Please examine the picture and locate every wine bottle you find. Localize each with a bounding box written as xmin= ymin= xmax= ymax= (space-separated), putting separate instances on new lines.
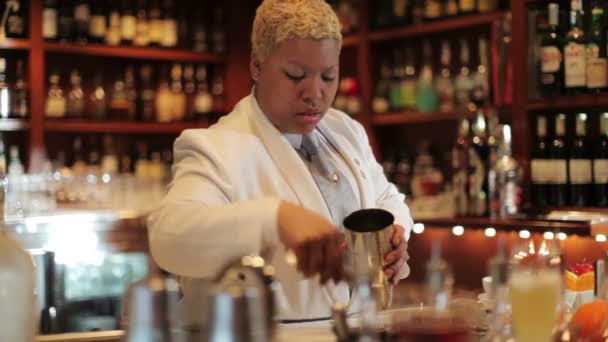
xmin=569 ymin=112 xmax=592 ymax=206
xmin=548 ymin=113 xmax=568 ymax=206
xmin=564 ymin=0 xmax=586 ymax=94
xmin=531 ymin=115 xmax=551 ymax=207
xmin=595 ymin=113 xmax=608 ymax=206
xmin=540 ymin=3 xmax=564 ymax=97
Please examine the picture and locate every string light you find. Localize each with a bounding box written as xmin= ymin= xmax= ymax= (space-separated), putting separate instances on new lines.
xmin=413 ymin=223 xmax=425 ymax=234
xmin=543 ymin=232 xmax=555 ymax=240
xmin=484 ymin=227 xmax=496 ymax=237
xmin=519 ymin=230 xmax=531 ymax=239
xmin=558 ymin=232 xmax=567 ymax=241
xmin=452 ymin=225 xmax=464 ymax=236
xmin=596 ymin=234 xmax=607 ymax=242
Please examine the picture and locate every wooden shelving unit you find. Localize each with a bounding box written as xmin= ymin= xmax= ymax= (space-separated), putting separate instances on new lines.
xmin=43 ymin=121 xmax=209 ymax=134
xmin=43 ymin=42 xmax=224 ymax=63
xmin=371 ymin=111 xmax=466 ymax=126
xmin=0 ymin=38 xmax=30 ymax=50
xmin=528 ymin=95 xmax=608 ymax=111
xmin=0 ymin=119 xmax=30 ymax=131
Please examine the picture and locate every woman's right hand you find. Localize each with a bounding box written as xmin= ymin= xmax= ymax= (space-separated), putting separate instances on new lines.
xmin=277 ymin=201 xmax=346 ymax=284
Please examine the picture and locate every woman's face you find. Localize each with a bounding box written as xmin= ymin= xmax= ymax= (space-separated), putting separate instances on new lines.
xmin=252 ymin=38 xmax=340 ymax=134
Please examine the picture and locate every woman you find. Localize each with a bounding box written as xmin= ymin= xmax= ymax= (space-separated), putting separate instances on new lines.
xmin=148 ymin=0 xmax=413 ymax=320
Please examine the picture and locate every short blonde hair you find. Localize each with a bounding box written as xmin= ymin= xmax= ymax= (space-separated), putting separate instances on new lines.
xmin=251 ymin=0 xmax=342 ymax=63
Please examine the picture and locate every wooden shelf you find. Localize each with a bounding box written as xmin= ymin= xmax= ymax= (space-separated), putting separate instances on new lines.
xmin=417 ymin=216 xmax=594 ymax=236
xmin=0 ymin=39 xmax=30 ymax=50
xmin=342 ymin=35 xmax=360 ymax=48
xmin=369 ymin=12 xmax=504 ymax=42
xmin=43 ymin=120 xmax=209 ymax=134
xmin=528 ymin=95 xmax=608 ymax=111
xmin=43 ymin=43 xmax=224 ymax=63
xmin=371 ymin=111 xmax=466 ymax=126
xmin=0 ymin=118 xmax=29 ymax=131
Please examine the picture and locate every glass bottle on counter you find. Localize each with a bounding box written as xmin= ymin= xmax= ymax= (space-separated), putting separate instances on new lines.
xmin=156 ymin=66 xmax=173 ymax=122
xmin=66 ymin=69 xmax=85 ymax=118
xmin=73 ymin=0 xmax=91 ymax=43
xmin=455 ymin=38 xmax=474 ymax=112
xmin=586 ymin=0 xmax=607 ymax=93
xmin=531 ymin=115 xmax=551 ymax=207
xmin=549 ymin=113 xmax=569 ymax=207
xmin=58 ymin=0 xmax=74 ymax=42
xmin=43 ymin=0 xmax=59 ymax=41
xmin=89 ymin=72 xmax=107 ymax=121
xmin=89 ymin=0 xmax=107 ymax=44
xmin=569 ymin=112 xmax=592 ymax=206
xmin=194 ymin=64 xmax=213 ymax=118
xmin=102 ymin=134 xmax=119 ymax=175
xmin=12 ymin=59 xmax=29 ymax=119
xmin=72 ymin=136 xmax=87 ymax=175
xmin=120 ymin=0 xmax=137 ymax=45
xmin=595 ymin=113 xmax=608 ymax=207
xmin=564 ymin=0 xmax=586 ymax=94
xmin=469 ymin=111 xmax=489 ymax=217
xmin=436 ymin=40 xmax=455 ymax=113
xmin=45 ymin=70 xmax=66 ymax=119
xmin=416 ymin=40 xmax=438 ymax=112
xmin=139 ymin=65 xmax=156 ymax=122
xmin=0 ymin=134 xmax=6 ymax=174
xmin=452 ymin=118 xmax=470 ymax=216
xmin=540 ymin=3 xmax=564 ymax=97
xmin=488 ymin=125 xmax=521 ymax=217
xmin=0 ymin=58 xmax=10 ymax=119
xmin=134 ymin=0 xmax=149 ymax=47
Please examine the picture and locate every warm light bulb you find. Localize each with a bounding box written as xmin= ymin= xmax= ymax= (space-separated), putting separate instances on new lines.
xmin=519 ymin=230 xmax=531 ymax=239
xmin=543 ymin=232 xmax=555 ymax=240
xmin=558 ymin=233 xmax=567 ymax=241
xmin=484 ymin=227 xmax=496 ymax=237
xmin=452 ymin=225 xmax=464 ymax=236
xmin=596 ymin=234 xmax=607 ymax=242
xmin=413 ymin=223 xmax=425 ymax=234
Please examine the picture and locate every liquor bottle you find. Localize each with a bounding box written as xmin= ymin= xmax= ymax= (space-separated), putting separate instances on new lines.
xmin=335 ymin=0 xmax=357 ymax=34
xmin=531 ymin=115 xmax=551 ymax=207
xmin=436 ymin=40 xmax=455 ymax=113
xmin=192 ymin=8 xmax=208 ymax=52
xmin=66 ymin=69 xmax=84 ymax=118
xmin=105 ymin=0 xmax=121 ymax=46
xmin=469 ymin=110 xmax=489 ymax=216
xmin=595 ymin=113 xmax=608 ymax=206
xmin=564 ymin=0 xmax=586 ymax=94
xmin=569 ymin=113 xmax=592 ymax=206
xmin=193 ymin=64 xmax=213 ymax=118
xmin=183 ymin=64 xmax=196 ymax=120
xmin=477 ymin=0 xmax=499 ymax=13
xmin=211 ymin=66 xmax=225 ymax=110
xmin=0 ymin=59 xmax=10 ymax=119
xmin=488 ymin=125 xmax=521 ymax=217
xmin=160 ymin=0 xmax=177 ymax=48
xmin=6 ymin=0 xmax=26 ymax=38
xmin=540 ymin=3 xmax=564 ymax=97
xmin=210 ymin=8 xmax=226 ymax=54
xmin=89 ymin=0 xmax=107 ymax=44
xmin=43 ymin=0 xmax=59 ymax=41
xmin=12 ymin=60 xmax=26 ymax=119
xmin=109 ymin=70 xmax=129 ymax=119
xmin=416 ymin=41 xmax=438 ymax=112
xmin=391 ymin=0 xmax=409 ymax=27
xmin=471 ymin=37 xmax=490 ymax=106
xmin=72 ymin=136 xmax=87 ymax=174
xmin=120 ymin=0 xmax=137 ymax=45
xmin=147 ymin=0 xmax=162 ymax=46
xmin=402 ymin=48 xmax=417 ymax=110
xmin=424 ymin=0 xmax=442 ymax=21
xmin=586 ymin=0 xmax=607 ymax=93
xmin=124 ymin=66 xmax=137 ymax=120
xmin=393 ymin=149 xmax=412 ymax=197
xmin=134 ymin=0 xmax=149 ymax=47
xmin=58 ymin=0 xmax=73 ymax=42
xmin=389 ymin=50 xmax=405 ymax=111
xmin=101 ymin=135 xmax=119 ymax=174
xmin=45 ymin=71 xmax=66 ymax=119
xmin=170 ymin=63 xmax=186 ymax=121
xmin=374 ymin=0 xmax=392 ymax=29
xmin=156 ymin=66 xmax=173 ymax=122
xmin=89 ymin=72 xmax=107 ymax=121
xmin=444 ymin=0 xmax=459 ymax=17
xmin=453 ymin=118 xmax=470 ymax=216
xmin=134 ymin=141 xmax=150 ymax=179
xmin=73 ymin=0 xmax=91 ymax=43
xmin=411 ymin=0 xmax=425 ymax=25
xmin=372 ymin=58 xmax=391 ymax=114
xmin=138 ymin=65 xmax=155 ymax=121
xmin=459 ymin=0 xmax=476 ymax=14
xmin=455 ymin=39 xmax=474 ymax=112
xmin=548 ymin=113 xmax=568 ymax=206
xmin=176 ymin=8 xmax=188 ymax=49
xmin=0 ymin=134 xmax=5 ymax=175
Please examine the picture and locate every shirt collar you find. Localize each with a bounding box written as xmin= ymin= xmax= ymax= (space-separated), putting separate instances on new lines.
xmin=284 ymin=133 xmax=303 ymax=150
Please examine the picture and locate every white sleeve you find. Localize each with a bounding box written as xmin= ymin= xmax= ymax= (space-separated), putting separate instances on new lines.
xmin=147 ymin=131 xmax=281 ymax=279
xmin=354 ymin=122 xmax=414 ymax=279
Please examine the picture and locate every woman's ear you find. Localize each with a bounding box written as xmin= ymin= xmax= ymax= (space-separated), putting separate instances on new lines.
xmin=250 ymin=53 xmax=261 ymax=81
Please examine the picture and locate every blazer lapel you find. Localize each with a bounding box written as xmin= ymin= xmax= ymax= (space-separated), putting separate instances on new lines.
xmin=245 ymin=95 xmax=332 ymax=219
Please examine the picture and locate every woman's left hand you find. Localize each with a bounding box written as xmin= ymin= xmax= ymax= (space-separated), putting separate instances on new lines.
xmin=383 ymin=224 xmax=409 ymax=285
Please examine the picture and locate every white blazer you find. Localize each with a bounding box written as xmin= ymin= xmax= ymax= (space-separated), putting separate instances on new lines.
xmin=148 ymin=93 xmax=413 ymax=320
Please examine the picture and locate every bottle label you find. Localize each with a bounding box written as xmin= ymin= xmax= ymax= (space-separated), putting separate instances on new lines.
xmin=595 ymin=159 xmax=608 ymax=183
xmin=42 ymin=9 xmax=58 ymax=38
xmin=195 ymin=93 xmax=213 ymax=114
xmin=531 ymin=159 xmax=552 ymax=183
xmin=45 ymin=98 xmax=66 ymax=118
xmin=546 ymin=159 xmax=568 ymax=184
xmin=121 ymin=16 xmax=137 ymax=40
xmin=587 ymin=58 xmax=608 ymax=88
xmin=89 ymin=15 xmax=107 ymax=37
xmin=460 ymin=0 xmax=475 ymax=11
xmin=569 ymin=159 xmax=592 ymax=184
xmin=74 ymin=4 xmax=90 ymax=22
xmin=7 ymin=15 xmax=24 ymax=35
xmin=565 ymin=43 xmax=587 ymax=87
xmin=541 ymin=46 xmax=562 ymax=72
xmin=160 ymin=20 xmax=178 ymax=47
xmin=425 ymin=1 xmax=442 ymax=18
